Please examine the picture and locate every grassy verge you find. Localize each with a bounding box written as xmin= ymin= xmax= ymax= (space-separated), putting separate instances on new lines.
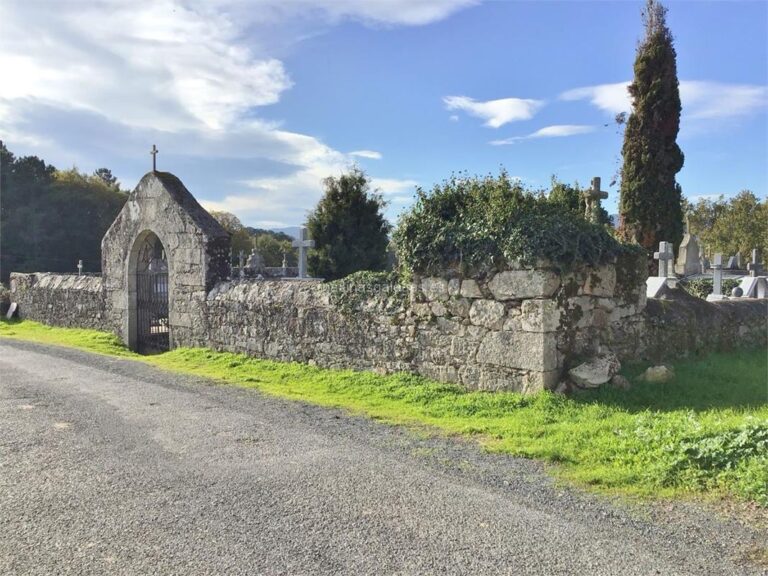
xmin=2 ymin=319 xmax=766 ymax=505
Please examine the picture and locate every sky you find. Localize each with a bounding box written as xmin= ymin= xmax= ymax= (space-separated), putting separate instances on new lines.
xmin=0 ymin=0 xmax=766 ymax=229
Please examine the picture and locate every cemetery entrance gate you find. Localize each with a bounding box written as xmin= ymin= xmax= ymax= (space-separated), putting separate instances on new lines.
xmin=134 ymin=232 xmax=169 ymax=353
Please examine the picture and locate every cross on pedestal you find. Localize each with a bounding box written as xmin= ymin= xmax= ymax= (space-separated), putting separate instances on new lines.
xmin=747 ymin=248 xmax=764 ymax=278
xmin=77 ymin=259 xmax=83 ymax=276
xmin=281 ymin=250 xmax=288 ymax=274
xmin=292 ymin=227 xmax=315 ymax=279
xmin=582 ymin=177 xmax=608 ymax=223
xmin=711 ymin=253 xmax=723 ymax=297
xmin=238 ymin=250 xmax=245 ymax=279
xmin=150 ymin=144 xmax=158 ymax=171
xmin=653 ymin=241 xmax=674 ymax=277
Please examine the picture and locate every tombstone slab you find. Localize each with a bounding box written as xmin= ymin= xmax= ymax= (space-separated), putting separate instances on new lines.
xmin=674 ymin=233 xmax=700 ymax=277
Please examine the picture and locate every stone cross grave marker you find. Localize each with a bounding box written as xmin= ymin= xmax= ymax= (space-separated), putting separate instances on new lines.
xmin=292 ymin=227 xmax=315 ymax=279
xmin=150 ymin=144 xmax=158 ymax=171
xmin=281 ymin=250 xmax=288 ymax=275
xmin=706 ymin=253 xmax=724 ymax=301
xmin=582 ymin=177 xmax=608 ymax=223
xmin=653 ymin=241 xmax=674 ymax=277
xmin=238 ymin=250 xmax=245 ymax=278
xmin=747 ymin=249 xmax=764 ymax=278
xmin=77 ymin=259 xmax=83 ymax=276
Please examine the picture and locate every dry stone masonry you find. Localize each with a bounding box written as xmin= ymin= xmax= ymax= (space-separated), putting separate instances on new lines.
xmin=8 ymin=171 xmax=767 ymax=392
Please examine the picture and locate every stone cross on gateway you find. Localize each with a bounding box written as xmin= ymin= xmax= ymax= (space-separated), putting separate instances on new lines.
xmin=292 ymin=227 xmax=315 ymax=279
xmin=653 ymin=241 xmax=674 ymax=277
xmin=583 ymin=177 xmax=608 ymax=223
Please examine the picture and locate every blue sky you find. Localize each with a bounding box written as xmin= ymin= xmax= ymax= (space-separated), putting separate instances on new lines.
xmin=0 ymin=0 xmax=765 ymax=229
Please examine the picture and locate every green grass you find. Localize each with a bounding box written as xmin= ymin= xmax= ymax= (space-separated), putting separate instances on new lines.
xmin=2 ymin=318 xmax=767 ymax=505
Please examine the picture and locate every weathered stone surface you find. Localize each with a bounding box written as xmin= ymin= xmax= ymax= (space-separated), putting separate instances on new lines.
xmin=421 ymin=277 xmax=448 ymax=301
xmin=609 ymin=374 xmax=631 ymax=390
xmin=476 ymin=330 xmax=557 ymax=372
xmin=488 ymin=270 xmax=560 ymax=300
xmin=469 ymin=299 xmax=506 ymax=329
xmin=520 ymin=299 xmax=561 ymax=332
xmin=642 ymin=365 xmax=674 ymax=383
xmin=568 ymin=353 xmax=621 ymax=388
xmin=447 ymin=278 xmax=461 ymax=297
xmin=583 ymin=265 xmax=616 ymax=297
xmin=460 ymin=279 xmax=483 ymax=299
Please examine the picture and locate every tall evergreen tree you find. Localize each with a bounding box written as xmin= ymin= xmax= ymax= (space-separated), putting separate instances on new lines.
xmin=307 ymin=168 xmax=390 ymax=280
xmin=618 ymin=0 xmax=684 ymax=252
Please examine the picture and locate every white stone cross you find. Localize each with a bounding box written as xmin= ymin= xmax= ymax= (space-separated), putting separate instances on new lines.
xmin=653 ymin=241 xmax=674 ymax=277
xmin=292 ymin=227 xmax=315 ymax=279
xmin=77 ymin=259 xmax=83 ymax=276
xmin=583 ymin=177 xmax=608 ymax=223
xmin=711 ymin=253 xmax=723 ymax=297
xmin=747 ymin=248 xmax=764 ymax=278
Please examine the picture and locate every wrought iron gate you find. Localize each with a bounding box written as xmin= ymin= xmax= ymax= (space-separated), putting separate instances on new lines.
xmin=136 ymin=269 xmax=169 ymax=354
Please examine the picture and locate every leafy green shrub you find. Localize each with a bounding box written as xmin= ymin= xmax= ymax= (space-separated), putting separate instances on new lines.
xmin=680 ymin=278 xmax=740 ymax=299
xmin=393 ymin=171 xmax=639 ymax=276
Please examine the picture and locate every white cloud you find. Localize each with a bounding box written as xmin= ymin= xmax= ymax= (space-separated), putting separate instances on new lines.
xmin=261 ymin=0 xmax=477 ymax=27
xmin=560 ymin=80 xmax=768 ymax=120
xmin=490 ymin=124 xmax=595 ymax=145
xmin=349 ymin=150 xmax=383 ymax=159
xmin=0 ymin=0 xmax=475 ymax=227
xmin=560 ymin=82 xmax=630 ymax=116
xmin=443 ymin=95 xmax=544 ymax=128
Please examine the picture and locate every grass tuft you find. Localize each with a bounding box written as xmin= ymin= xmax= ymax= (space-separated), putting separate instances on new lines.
xmin=2 ymin=318 xmax=766 ymax=505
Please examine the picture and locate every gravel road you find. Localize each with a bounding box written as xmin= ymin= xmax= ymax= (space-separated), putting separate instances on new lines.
xmin=0 ymin=339 xmax=765 ymax=575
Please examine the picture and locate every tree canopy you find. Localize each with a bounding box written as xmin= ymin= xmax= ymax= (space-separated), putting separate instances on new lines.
xmin=685 ymin=192 xmax=768 ymax=259
xmin=307 ymin=168 xmax=391 ymax=280
xmin=0 ymin=141 xmax=127 ymax=282
xmin=618 ymin=0 xmax=684 ymax=252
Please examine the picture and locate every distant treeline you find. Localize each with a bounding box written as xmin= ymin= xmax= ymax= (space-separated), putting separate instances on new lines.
xmin=0 ymin=141 xmax=127 ymax=282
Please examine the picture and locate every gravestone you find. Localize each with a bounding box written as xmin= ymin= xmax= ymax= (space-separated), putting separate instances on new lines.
xmin=674 ymin=231 xmax=700 ymax=277
xmin=246 ymin=248 xmax=264 ymax=271
xmin=582 ymin=177 xmax=608 ymax=224
xmin=647 ymin=240 xmax=674 ymax=298
xmin=706 ymin=254 xmax=726 ymax=301
xmin=747 ymin=249 xmax=764 ymax=278
xmin=292 ymin=227 xmax=315 ymax=279
xmin=653 ymin=241 xmax=674 ymax=277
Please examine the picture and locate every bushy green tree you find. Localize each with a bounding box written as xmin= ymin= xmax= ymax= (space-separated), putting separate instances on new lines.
xmin=1 ymin=141 xmax=126 ymax=281
xmin=618 ymin=0 xmax=684 ymax=251
xmin=307 ymin=168 xmax=390 ymax=280
xmin=253 ymin=233 xmax=296 ymax=267
xmin=548 ymin=177 xmax=611 ymax=227
xmin=394 ymin=170 xmax=633 ymax=276
xmin=209 ymin=210 xmax=253 ymax=257
xmin=686 ymin=192 xmax=768 ymax=259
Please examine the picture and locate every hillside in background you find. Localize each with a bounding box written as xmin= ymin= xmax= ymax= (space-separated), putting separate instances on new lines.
xmin=0 ymin=142 xmax=127 ymax=282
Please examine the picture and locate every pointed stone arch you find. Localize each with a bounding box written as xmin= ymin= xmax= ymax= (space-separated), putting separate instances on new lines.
xmin=102 ymin=171 xmax=230 ymax=351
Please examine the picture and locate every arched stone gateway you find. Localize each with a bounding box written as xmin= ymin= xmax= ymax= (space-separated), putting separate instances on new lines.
xmin=131 ymin=231 xmax=169 ymax=353
xmin=101 ymin=171 xmax=230 ymax=353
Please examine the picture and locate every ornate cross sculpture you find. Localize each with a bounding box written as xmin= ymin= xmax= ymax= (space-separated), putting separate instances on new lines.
xmin=583 ymin=177 xmax=608 ymax=223
xmin=150 ymin=144 xmax=159 ymax=171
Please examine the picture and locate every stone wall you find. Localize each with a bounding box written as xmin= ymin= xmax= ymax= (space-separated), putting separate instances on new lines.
xmin=8 ymin=254 xmax=766 ymax=392
xmin=9 ymin=273 xmax=110 ymax=331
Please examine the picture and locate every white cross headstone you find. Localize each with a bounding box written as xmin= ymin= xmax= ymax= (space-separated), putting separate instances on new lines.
xmin=77 ymin=259 xmax=83 ymax=276
xmin=706 ymin=253 xmax=725 ymax=301
xmin=653 ymin=241 xmax=674 ymax=277
xmin=281 ymin=250 xmax=288 ymax=276
xmin=292 ymin=227 xmax=315 ymax=279
xmin=747 ymin=249 xmax=764 ymax=278
xmin=582 ymin=177 xmax=608 ymax=223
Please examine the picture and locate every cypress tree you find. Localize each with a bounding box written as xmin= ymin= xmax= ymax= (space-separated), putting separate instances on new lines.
xmin=618 ymin=0 xmax=684 ymax=252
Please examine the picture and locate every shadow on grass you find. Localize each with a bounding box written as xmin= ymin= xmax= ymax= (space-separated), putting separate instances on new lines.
xmin=573 ymin=349 xmax=768 ymax=413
